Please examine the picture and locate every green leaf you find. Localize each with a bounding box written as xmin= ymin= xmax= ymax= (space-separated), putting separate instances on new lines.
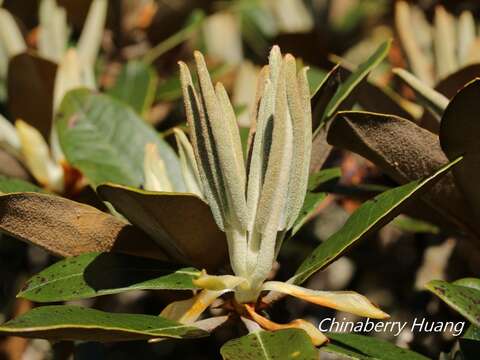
xmin=0 ymin=192 xmax=165 ymax=259
xmin=453 ymin=278 xmax=480 ymax=291
xmin=306 ymin=66 xmax=327 ymax=97
xmin=0 ymin=305 xmax=207 ymax=341
xmin=0 ymin=176 xmax=44 ymax=193
xmin=108 ymin=61 xmax=158 ymax=116
xmin=322 ymin=40 xmax=391 ymax=122
xmin=291 ymin=156 xmax=462 ymax=285
xmin=56 ymin=89 xmax=184 ymax=190
xmin=308 ymin=167 xmax=341 ymax=192
xmin=393 ymin=68 xmax=448 ymax=119
xmin=325 ymin=333 xmax=429 ymax=360
xmin=440 ymin=79 xmax=480 ymax=226
xmin=220 ymin=329 xmax=318 ymax=360
xmin=426 ymin=280 xmax=480 ymax=326
xmin=97 ymin=183 xmax=227 ymax=271
xmin=392 ymin=215 xmax=439 ymax=234
xmin=18 ymin=252 xmax=199 ymax=302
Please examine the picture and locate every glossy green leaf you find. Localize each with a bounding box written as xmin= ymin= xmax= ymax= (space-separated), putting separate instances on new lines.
xmin=0 ymin=176 xmax=44 ymax=193
xmin=108 ymin=61 xmax=158 ymax=116
xmin=453 ymin=278 xmax=480 ymax=291
xmin=325 ymin=333 xmax=428 ymax=360
xmin=306 ymin=66 xmax=327 ymax=97
xmin=0 ymin=305 xmax=207 ymax=341
xmin=97 ymin=183 xmax=227 ymax=271
xmin=426 ymin=280 xmax=480 ymax=326
xmin=56 ymin=89 xmax=184 ymax=189
xmin=307 ymin=167 xmax=341 ymax=192
xmin=18 ymin=252 xmax=199 ymax=302
xmin=291 ymin=157 xmax=461 ymax=285
xmin=220 ymin=329 xmax=317 ymax=360
xmin=440 ymin=79 xmax=480 ymax=225
xmin=322 ymin=40 xmax=391 ymax=122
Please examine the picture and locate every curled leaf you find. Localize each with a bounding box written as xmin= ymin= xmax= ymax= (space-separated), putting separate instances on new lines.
xmin=262 ymin=282 xmax=389 ymax=319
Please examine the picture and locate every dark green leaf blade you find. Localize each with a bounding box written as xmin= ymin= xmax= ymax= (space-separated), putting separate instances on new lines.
xmin=426 ymin=280 xmax=480 ymax=327
xmin=325 ymin=333 xmax=429 ymax=360
xmin=18 ymin=252 xmax=199 ymax=302
xmin=108 ymin=61 xmax=158 ymax=116
xmin=322 ymin=40 xmax=391 ymax=122
xmin=0 ymin=305 xmax=207 ymax=341
xmin=56 ymin=89 xmax=184 ymax=190
xmin=220 ymin=329 xmax=317 ymax=360
xmin=291 ymin=157 xmax=462 ymax=285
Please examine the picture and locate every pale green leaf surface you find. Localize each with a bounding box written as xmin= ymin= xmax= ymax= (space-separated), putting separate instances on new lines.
xmin=322 ymin=40 xmax=391 ymax=121
xmin=56 ymin=89 xmax=184 ymax=189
